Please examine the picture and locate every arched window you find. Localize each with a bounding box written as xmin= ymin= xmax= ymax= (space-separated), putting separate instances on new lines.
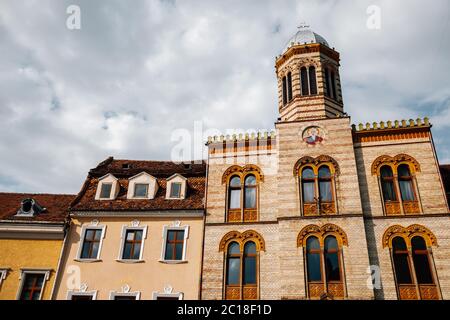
xmin=244 ymin=175 xmax=256 ymax=209
xmin=302 ymin=167 xmax=315 ymax=204
xmin=392 ymin=237 xmax=413 ymax=285
xmin=243 ymin=242 xmax=257 ymax=285
xmin=318 ymin=166 xmax=332 ymax=202
xmin=324 ymin=236 xmax=341 ymax=282
xmin=228 ymin=176 xmax=241 ymax=214
xmin=383 ymin=225 xmax=439 ymax=300
xmin=299 ymin=164 xmax=336 ymax=216
xmin=411 ymin=236 xmax=433 ymax=285
xmin=380 ymin=166 xmax=397 ymax=201
xmin=282 ymin=76 xmax=287 ymax=106
xmin=221 ymin=233 xmax=263 ymax=300
xmin=306 ymin=236 xmax=322 ymax=282
xmin=224 ymin=166 xmax=262 ymax=222
xmin=398 ymin=164 xmax=415 ymax=201
xmin=324 ymin=68 xmax=331 ymax=97
xmin=309 ymin=66 xmax=317 ymax=95
xmin=287 ymin=72 xmax=293 ymax=102
xmin=300 ymin=67 xmax=309 ymax=95
xmin=373 ymin=155 xmax=421 ymax=215
xmin=226 ymin=242 xmax=241 ymax=286
xmin=298 ymin=224 xmax=347 ymax=299
xmin=330 ymin=71 xmax=337 ymax=100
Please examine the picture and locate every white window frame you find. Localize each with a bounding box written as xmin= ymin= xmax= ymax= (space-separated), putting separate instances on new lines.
xmin=75 ymin=220 xmax=107 ymax=262
xmin=127 ymin=172 xmax=158 ymax=200
xmin=0 ymin=268 xmax=9 ymax=288
xmin=95 ymin=173 xmax=119 ymax=200
xmin=67 ymin=286 xmax=97 ymax=300
xmin=152 ymin=286 xmax=183 ymax=300
xmin=109 ymin=285 xmax=140 ymax=300
xmin=16 ymin=269 xmax=51 ymax=300
xmin=165 ymin=174 xmax=187 ymax=200
xmin=159 ymin=222 xmax=189 ymax=264
xmin=117 ymin=221 xmax=147 ymax=263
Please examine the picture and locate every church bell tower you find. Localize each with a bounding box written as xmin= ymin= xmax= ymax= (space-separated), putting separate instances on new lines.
xmin=276 ymin=24 xmax=344 ymax=122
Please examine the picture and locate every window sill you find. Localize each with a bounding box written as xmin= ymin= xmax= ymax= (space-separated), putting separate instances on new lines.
xmin=74 ymin=259 xmax=102 ymax=263
xmin=158 ymin=260 xmax=188 ymax=264
xmin=115 ymin=259 xmax=145 ymax=264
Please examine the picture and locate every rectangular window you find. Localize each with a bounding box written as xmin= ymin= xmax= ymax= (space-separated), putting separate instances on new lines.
xmin=71 ymin=295 xmax=93 ymax=301
xmin=156 ymin=296 xmax=180 ymax=300
xmin=19 ymin=273 xmax=45 ymax=300
xmin=80 ymin=229 xmax=102 ymax=259
xmin=229 ymin=189 xmax=241 ymax=209
xmin=113 ymin=295 xmax=138 ymax=300
xmin=170 ymin=183 xmax=182 ymax=198
xmin=133 ymin=183 xmax=149 ymax=198
xmin=164 ymin=230 xmax=185 ymax=260
xmin=100 ymin=183 xmax=112 ymax=199
xmin=122 ymin=230 xmax=143 ymax=260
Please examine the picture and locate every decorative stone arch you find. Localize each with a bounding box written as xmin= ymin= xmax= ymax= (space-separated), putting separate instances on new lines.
xmin=382 ymin=224 xmax=438 ymax=248
xmin=371 ymin=154 xmax=421 ymax=176
xmin=219 ymin=230 xmax=266 ymax=252
xmin=222 ymin=164 xmax=264 ymax=184
xmin=278 ymin=65 xmax=295 ymax=78
xmin=295 ymin=58 xmax=320 ymax=69
xmin=293 ymin=155 xmax=340 ymax=176
xmin=297 ymin=223 xmax=348 ymax=247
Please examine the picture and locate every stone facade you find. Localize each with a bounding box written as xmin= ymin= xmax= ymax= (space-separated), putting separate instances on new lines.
xmin=200 ymin=27 xmax=450 ymax=300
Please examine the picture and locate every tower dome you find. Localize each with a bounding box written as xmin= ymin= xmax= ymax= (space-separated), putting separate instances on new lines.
xmin=282 ymin=24 xmax=329 ymax=53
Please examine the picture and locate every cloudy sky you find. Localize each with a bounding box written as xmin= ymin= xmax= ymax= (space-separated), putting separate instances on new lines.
xmin=0 ymin=0 xmax=449 ymax=194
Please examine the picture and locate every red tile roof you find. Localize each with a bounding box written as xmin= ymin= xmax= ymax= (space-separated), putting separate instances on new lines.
xmin=0 ymin=193 xmax=75 ymax=222
xmin=440 ymin=164 xmax=450 ymax=207
xmin=71 ymin=157 xmax=206 ymax=212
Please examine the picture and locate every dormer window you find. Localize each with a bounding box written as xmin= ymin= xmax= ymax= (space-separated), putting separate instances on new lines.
xmin=99 ymin=183 xmax=112 ymax=199
xmin=95 ymin=174 xmax=119 ymax=200
xmin=16 ymin=198 xmax=45 ymax=217
xmin=127 ymin=172 xmax=158 ymax=200
xmin=134 ymin=183 xmax=149 ymax=198
xmin=170 ymin=183 xmax=182 ymax=198
xmin=165 ymin=174 xmax=187 ymax=200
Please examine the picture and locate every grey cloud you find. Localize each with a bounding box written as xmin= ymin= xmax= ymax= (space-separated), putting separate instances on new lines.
xmin=0 ymin=0 xmax=449 ymax=193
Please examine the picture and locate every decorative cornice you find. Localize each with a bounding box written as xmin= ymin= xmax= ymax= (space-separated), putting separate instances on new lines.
xmin=371 ymin=154 xmax=421 ymax=175
xmin=293 ymin=155 xmax=340 ymax=176
xmin=297 ymin=223 xmax=348 ymax=247
xmin=219 ymin=230 xmax=266 ymax=252
xmin=382 ymin=224 xmax=438 ymax=248
xmin=221 ymin=164 xmax=264 ymax=184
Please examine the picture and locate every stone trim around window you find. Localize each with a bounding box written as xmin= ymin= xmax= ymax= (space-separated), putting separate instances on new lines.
xmin=16 ymin=269 xmax=51 ymax=300
xmin=152 ymin=285 xmax=183 ymax=300
xmin=116 ymin=220 xmax=148 ymax=263
xmin=109 ymin=284 xmax=140 ymax=300
xmin=159 ymin=221 xmax=189 ymax=264
xmin=75 ymin=220 xmax=107 ymax=262
xmin=67 ymin=283 xmax=97 ymax=300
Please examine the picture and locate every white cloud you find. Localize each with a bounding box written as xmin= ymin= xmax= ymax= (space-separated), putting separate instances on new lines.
xmin=0 ymin=0 xmax=449 ymax=193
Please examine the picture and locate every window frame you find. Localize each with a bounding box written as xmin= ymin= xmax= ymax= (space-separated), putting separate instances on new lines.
xmin=95 ymin=173 xmax=119 ymax=200
xmin=159 ymin=224 xmax=189 ymax=263
xmin=298 ymin=163 xmax=337 ymax=216
xmin=75 ymin=222 xmax=107 ymax=262
xmin=16 ymin=269 xmax=51 ymax=300
xmin=169 ymin=182 xmax=182 ymax=199
xmin=226 ymin=173 xmax=260 ymax=223
xmin=67 ymin=290 xmax=97 ymax=300
xmin=109 ymin=288 xmax=141 ymax=300
xmin=223 ymin=240 xmax=260 ymax=300
xmin=133 ymin=183 xmax=149 ymax=198
xmin=152 ymin=291 xmax=183 ymax=300
xmin=0 ymin=269 xmax=8 ymax=288
xmin=117 ymin=224 xmax=148 ymax=263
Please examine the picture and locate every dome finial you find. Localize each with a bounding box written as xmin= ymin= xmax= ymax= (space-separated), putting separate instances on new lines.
xmin=297 ymin=21 xmax=310 ymax=29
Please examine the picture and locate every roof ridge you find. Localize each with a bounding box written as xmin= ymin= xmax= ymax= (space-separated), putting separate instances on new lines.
xmin=0 ymin=192 xmax=76 ymax=196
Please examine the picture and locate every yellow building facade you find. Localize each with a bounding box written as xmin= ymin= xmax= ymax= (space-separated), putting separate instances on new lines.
xmin=0 ymin=193 xmax=74 ymax=300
